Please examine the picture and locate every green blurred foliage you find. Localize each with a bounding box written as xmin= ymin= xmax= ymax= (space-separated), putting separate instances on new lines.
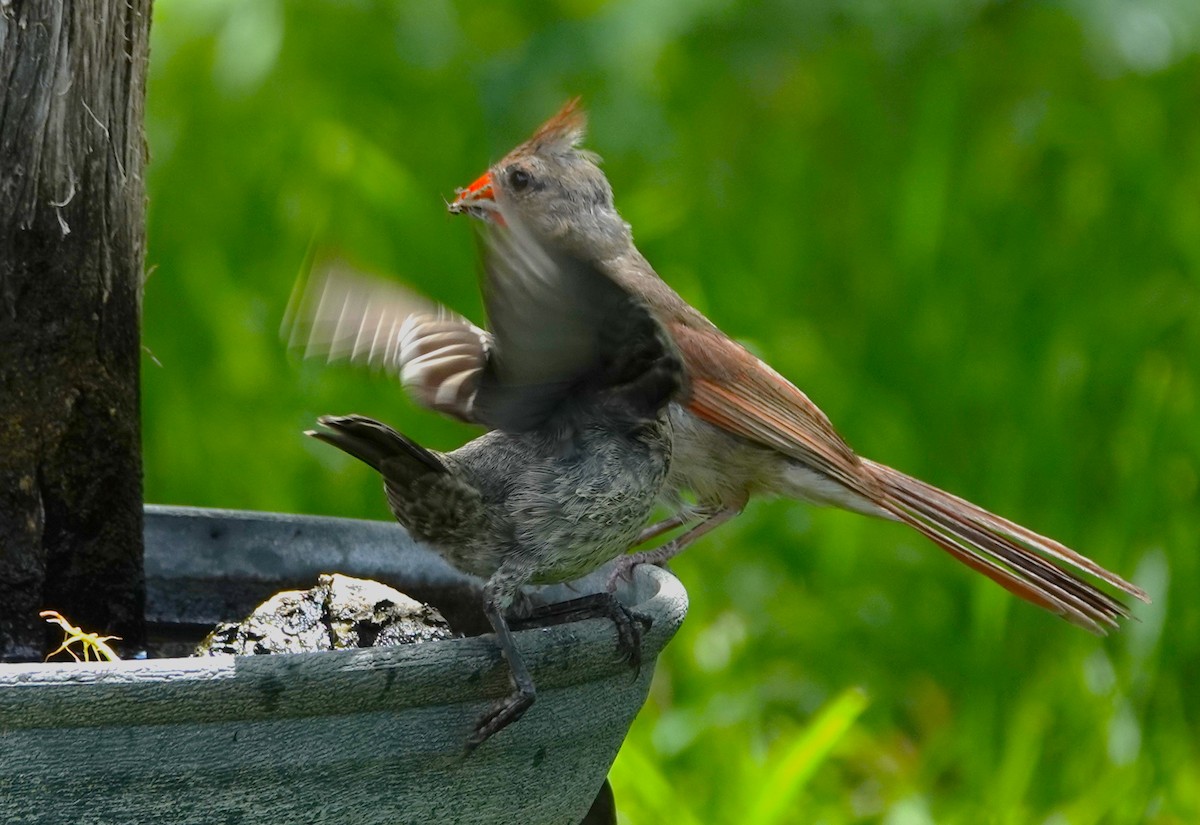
xmin=144 ymin=1 xmax=1199 ymax=822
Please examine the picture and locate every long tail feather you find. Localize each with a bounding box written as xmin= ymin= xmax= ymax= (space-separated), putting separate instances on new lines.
xmin=864 ymin=460 xmax=1149 ymax=634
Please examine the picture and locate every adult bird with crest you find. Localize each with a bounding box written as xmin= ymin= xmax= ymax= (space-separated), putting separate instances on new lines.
xmin=416 ymin=98 xmax=1149 ymax=633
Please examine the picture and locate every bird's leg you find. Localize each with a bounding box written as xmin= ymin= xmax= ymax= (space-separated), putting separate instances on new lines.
xmin=512 ymin=593 xmax=652 ymax=670
xmin=467 ymin=577 xmax=536 ymax=753
xmin=606 ymin=505 xmax=742 ymax=592
xmin=633 ymin=512 xmax=690 ymax=546
xmin=633 ymin=511 xmax=692 ymax=546
xmin=631 ymin=502 xmax=717 ymax=547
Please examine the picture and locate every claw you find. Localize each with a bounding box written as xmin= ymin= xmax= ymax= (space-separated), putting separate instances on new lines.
xmin=605 ymin=555 xmax=642 ymax=593
xmin=514 ymin=592 xmax=651 ymax=673
xmin=466 ymin=685 xmax=535 ymax=754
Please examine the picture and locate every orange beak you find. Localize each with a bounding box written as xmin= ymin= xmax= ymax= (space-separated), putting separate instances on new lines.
xmin=449 ymin=171 xmax=504 ymax=224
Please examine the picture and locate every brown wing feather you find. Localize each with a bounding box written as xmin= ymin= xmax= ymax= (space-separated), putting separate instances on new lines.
xmin=672 ymin=323 xmax=872 ymax=495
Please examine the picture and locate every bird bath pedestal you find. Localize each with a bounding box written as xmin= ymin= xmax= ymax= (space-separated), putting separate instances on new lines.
xmin=0 ymin=506 xmax=687 ymax=825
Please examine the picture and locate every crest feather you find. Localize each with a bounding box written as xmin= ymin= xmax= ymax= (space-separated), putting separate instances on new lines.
xmin=527 ymin=97 xmax=588 ymax=154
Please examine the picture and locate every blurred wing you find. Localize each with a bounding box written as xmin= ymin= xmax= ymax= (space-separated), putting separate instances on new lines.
xmin=286 ymin=259 xmax=491 ymax=421
xmin=475 ymin=208 xmax=676 ymax=431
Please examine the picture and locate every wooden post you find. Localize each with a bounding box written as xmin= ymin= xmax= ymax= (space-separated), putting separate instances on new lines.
xmin=0 ymin=1 xmax=152 ymax=660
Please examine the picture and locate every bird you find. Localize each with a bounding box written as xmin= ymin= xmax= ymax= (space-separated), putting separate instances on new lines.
xmin=300 ymin=208 xmax=685 ymax=751
xmin=429 ymin=98 xmax=1149 ymax=634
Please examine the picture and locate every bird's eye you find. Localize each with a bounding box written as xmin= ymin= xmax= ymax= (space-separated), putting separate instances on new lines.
xmin=507 ymin=167 xmax=532 ymax=191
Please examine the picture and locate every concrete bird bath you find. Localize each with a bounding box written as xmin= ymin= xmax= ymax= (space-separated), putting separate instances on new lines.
xmin=0 ymin=505 xmax=687 ymax=825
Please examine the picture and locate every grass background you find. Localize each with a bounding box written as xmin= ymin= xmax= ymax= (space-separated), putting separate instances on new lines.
xmin=143 ymin=1 xmax=1198 ymax=822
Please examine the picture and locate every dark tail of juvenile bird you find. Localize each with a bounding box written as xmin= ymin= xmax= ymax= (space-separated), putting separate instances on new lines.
xmin=307 ymin=414 xmax=446 ymax=476
xmin=865 ymin=460 xmax=1150 ymax=633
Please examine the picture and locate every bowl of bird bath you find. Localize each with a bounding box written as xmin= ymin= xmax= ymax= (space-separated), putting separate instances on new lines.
xmin=0 ymin=504 xmax=687 ymax=825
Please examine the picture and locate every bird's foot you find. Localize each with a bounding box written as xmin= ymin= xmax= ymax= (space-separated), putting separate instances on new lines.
xmin=605 ymin=543 xmax=678 ymax=593
xmin=609 ymin=506 xmax=742 ymax=592
xmin=514 ymin=592 xmax=652 ymax=672
xmin=466 ymin=684 xmax=535 ymax=754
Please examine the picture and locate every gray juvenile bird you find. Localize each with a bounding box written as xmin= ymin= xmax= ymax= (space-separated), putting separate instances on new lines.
xmin=302 ymin=210 xmax=684 ymax=750
xmin=431 ymin=99 xmax=1149 ymax=632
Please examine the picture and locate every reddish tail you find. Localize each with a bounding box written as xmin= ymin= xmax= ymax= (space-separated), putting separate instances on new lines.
xmin=865 ymin=460 xmax=1149 ymax=633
